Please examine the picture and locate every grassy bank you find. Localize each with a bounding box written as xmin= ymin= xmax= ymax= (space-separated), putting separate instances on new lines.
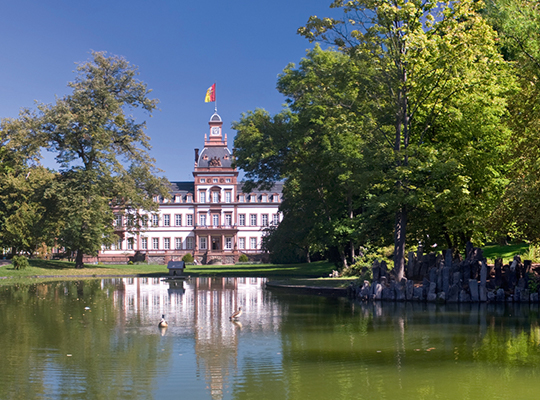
xmin=0 ymin=259 xmax=336 ymax=285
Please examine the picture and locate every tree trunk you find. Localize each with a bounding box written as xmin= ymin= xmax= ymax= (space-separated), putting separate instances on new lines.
xmin=393 ymin=206 xmax=407 ymax=281
xmin=75 ymin=249 xmax=85 ymax=269
xmin=305 ymin=247 xmax=311 ymax=263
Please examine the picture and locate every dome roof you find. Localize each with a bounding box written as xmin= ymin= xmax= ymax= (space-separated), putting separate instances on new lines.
xmin=210 ymin=112 xmax=222 ymax=122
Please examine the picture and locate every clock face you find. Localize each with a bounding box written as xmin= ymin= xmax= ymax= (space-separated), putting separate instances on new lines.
xmin=211 ymin=127 xmax=220 ymax=136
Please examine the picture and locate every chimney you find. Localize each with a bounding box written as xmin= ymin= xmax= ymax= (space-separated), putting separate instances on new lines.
xmin=195 ymin=148 xmax=199 ymax=163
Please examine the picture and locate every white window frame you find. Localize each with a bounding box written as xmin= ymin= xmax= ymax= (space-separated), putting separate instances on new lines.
xmin=199 ymin=191 xmax=206 ymax=203
xmin=262 ymin=214 xmax=269 ymax=226
xmin=212 ymin=214 xmax=219 ymax=227
xmin=175 ymin=238 xmax=182 ymax=250
xmin=152 ymin=238 xmax=159 ymax=250
xmin=164 ymin=237 xmax=170 ymax=250
xmin=250 ymin=237 xmax=257 ymax=249
xmin=175 ymin=214 xmax=182 ymax=226
xmin=199 ymin=214 xmax=206 ymax=226
xmin=250 ymin=214 xmax=257 ymax=226
xmin=238 ymin=237 xmax=245 ymax=250
xmin=186 ymin=237 xmax=194 ymax=249
xmin=187 ymin=214 xmax=193 ymax=226
xmin=225 ymin=237 xmax=232 ymax=250
xmin=199 ymin=237 xmax=207 ymax=250
xmin=152 ymin=214 xmax=159 ymax=227
xmin=225 ymin=214 xmax=232 ymax=226
xmin=239 ymin=214 xmax=245 ymax=226
xmin=163 ymin=214 xmax=170 ymax=226
xmin=225 ymin=191 xmax=231 ymax=203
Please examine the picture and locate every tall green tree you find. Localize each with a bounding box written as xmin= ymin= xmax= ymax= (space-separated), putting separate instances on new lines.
xmin=2 ymin=52 xmax=169 ymax=267
xmin=485 ymin=0 xmax=540 ymax=243
xmin=297 ymin=0 xmax=512 ymax=277
xmin=234 ymin=47 xmax=373 ymax=267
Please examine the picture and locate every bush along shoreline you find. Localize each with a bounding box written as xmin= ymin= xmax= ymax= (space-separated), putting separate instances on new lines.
xmin=352 ymin=244 xmax=540 ymax=303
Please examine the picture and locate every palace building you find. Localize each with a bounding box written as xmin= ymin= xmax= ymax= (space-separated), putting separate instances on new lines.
xmin=93 ymin=112 xmax=283 ymax=265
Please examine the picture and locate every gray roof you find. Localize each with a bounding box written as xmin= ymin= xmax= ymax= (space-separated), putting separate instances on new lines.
xmin=170 ymin=181 xmax=195 ymax=194
xmin=197 ymin=147 xmax=233 ymax=168
xmin=238 ymin=181 xmax=284 ymax=194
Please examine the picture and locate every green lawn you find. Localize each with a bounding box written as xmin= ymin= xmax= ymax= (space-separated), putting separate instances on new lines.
xmin=482 ymin=243 xmax=531 ymax=263
xmin=0 ymin=259 xmax=336 ymax=285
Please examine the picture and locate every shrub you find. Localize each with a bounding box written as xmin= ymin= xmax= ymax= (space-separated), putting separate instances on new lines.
xmin=182 ymin=253 xmax=194 ymax=263
xmin=12 ymin=255 xmax=29 ymax=270
xmin=127 ymin=260 xmax=134 ymax=265
xmin=238 ymin=254 xmax=249 ymax=262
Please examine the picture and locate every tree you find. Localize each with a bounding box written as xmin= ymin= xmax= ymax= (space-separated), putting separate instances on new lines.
xmin=234 ymin=46 xmax=373 ymax=267
xmin=485 ymin=0 xmax=540 ymax=243
xmin=0 ymin=166 xmax=61 ymax=256
xmin=297 ymin=0 xmax=513 ymax=277
xmin=2 ymin=52 xmax=169 ymax=267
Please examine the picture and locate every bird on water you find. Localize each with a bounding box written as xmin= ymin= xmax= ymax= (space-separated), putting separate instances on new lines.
xmin=158 ymin=314 xmax=168 ymax=328
xmin=230 ymin=307 xmax=242 ymax=320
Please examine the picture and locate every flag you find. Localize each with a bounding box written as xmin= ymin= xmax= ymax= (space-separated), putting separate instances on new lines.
xmin=205 ymin=84 xmax=216 ymax=102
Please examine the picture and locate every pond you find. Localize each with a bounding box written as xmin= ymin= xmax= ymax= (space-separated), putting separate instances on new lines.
xmin=1 ymin=277 xmax=540 ymax=399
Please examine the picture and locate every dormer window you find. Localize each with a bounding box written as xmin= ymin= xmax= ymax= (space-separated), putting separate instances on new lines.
xmin=250 ymin=194 xmax=256 ymax=202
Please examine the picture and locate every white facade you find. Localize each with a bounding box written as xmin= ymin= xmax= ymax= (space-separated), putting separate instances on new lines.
xmin=96 ymin=112 xmax=283 ymax=265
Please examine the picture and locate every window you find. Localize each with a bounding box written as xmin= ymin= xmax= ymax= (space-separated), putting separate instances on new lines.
xmin=250 ymin=214 xmax=257 ymax=226
xmin=175 ymin=238 xmax=182 ymax=250
xmin=187 ymin=214 xmax=193 ymax=226
xmin=116 ymin=239 xmax=123 ymax=250
xmin=141 ymin=237 xmax=148 ymax=250
xmin=152 ymin=214 xmax=159 ymax=227
xmin=212 ymin=214 xmax=219 ymax=226
xmin=239 ymin=214 xmax=245 ymax=226
xmin=127 ymin=238 xmax=134 ymax=250
xmin=175 ymin=195 xmax=181 ymax=203
xmin=199 ymin=237 xmax=207 ymax=250
xmin=199 ymin=214 xmax=206 ymax=226
xmin=225 ymin=214 xmax=232 ymax=226
xmin=199 ymin=191 xmax=206 ymax=203
xmin=250 ymin=194 xmax=256 ymax=202
xmin=175 ymin=214 xmax=182 ymax=226
xmin=213 ymin=178 xmax=218 ymax=183
xmin=186 ymin=195 xmax=192 ymax=203
xmin=250 ymin=237 xmax=257 ymax=249
xmin=200 ymin=178 xmax=206 ymax=183
xmin=126 ymin=214 xmax=134 ymax=227
xmin=262 ymin=195 xmax=267 ymax=202
xmin=152 ymin=238 xmax=159 ymax=249
xmin=273 ymin=214 xmax=279 ymax=225
xmin=262 ymin=214 xmax=269 ymax=226
xmin=212 ymin=191 xmax=219 ymax=203
xmin=226 ymin=178 xmax=231 ymax=183
xmin=142 ymin=215 xmax=148 ymax=227
xmin=225 ymin=191 xmax=231 ymax=203
xmin=239 ymin=195 xmax=245 ymax=203
xmin=163 ymin=214 xmax=170 ymax=226
xmin=153 ymin=195 xmax=159 ymax=202
xmin=186 ymin=237 xmax=194 ymax=249
xmin=225 ymin=237 xmax=232 ymax=250
xmin=238 ymin=237 xmax=245 ymax=250
xmin=115 ymin=214 xmax=123 ymax=227
xmin=164 ymin=238 xmax=170 ymax=250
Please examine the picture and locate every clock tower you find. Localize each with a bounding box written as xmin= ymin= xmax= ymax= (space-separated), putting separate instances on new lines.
xmin=206 ymin=112 xmax=225 ymax=146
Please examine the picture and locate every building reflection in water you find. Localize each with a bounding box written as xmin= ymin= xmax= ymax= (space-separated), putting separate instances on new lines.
xmin=111 ymin=277 xmax=283 ymax=400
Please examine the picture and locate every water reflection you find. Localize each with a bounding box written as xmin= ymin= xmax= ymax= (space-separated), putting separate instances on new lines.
xmin=1 ymin=279 xmax=540 ymax=399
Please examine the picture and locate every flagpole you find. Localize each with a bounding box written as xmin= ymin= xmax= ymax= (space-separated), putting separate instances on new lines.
xmin=214 ymin=81 xmax=217 ymax=113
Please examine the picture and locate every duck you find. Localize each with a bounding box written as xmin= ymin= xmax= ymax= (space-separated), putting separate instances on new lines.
xmin=158 ymin=314 xmax=168 ymax=328
xmin=229 ymin=307 xmax=242 ymax=320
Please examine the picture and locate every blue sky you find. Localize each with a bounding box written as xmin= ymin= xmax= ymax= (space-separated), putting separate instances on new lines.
xmin=1 ymin=0 xmax=338 ymax=181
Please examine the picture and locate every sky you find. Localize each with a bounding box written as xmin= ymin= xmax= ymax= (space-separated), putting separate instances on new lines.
xmin=1 ymin=0 xmax=339 ymax=182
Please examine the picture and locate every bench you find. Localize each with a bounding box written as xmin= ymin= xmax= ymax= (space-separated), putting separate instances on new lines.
xmin=167 ymin=260 xmax=185 ymax=276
